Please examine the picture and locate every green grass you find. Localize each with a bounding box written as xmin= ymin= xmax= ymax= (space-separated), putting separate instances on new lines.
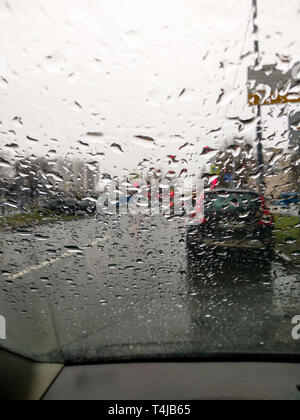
xmin=274 ymin=214 xmax=300 ymax=242
xmin=0 ymin=211 xmax=82 ymax=229
xmin=274 ymin=214 xmax=300 ymax=262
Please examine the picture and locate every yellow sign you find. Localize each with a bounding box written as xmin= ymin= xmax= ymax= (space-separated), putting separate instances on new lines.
xmin=248 ymin=64 xmax=300 ymax=106
xmin=211 ymin=165 xmax=220 ymax=175
xmin=248 ymin=93 xmax=300 ymax=106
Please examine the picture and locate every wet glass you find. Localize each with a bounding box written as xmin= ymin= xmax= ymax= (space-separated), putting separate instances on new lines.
xmin=0 ymin=0 xmax=299 ymax=363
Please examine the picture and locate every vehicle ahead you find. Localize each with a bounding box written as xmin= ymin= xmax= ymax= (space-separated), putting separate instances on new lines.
xmin=187 ymin=189 xmax=274 ymax=257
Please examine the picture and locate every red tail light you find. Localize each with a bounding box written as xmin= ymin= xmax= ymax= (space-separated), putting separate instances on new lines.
xmin=260 ymin=195 xmax=266 ymax=208
xmin=259 ymin=196 xmax=274 ymax=226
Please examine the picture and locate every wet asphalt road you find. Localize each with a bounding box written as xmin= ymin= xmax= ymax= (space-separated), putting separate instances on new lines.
xmin=0 ymin=215 xmax=300 ymax=363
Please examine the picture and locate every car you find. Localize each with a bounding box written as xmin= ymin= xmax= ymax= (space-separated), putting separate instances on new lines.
xmin=42 ymin=198 xmax=96 ymax=216
xmin=274 ymin=192 xmax=300 ymax=208
xmin=187 ymin=189 xmax=275 ymax=257
xmin=41 ymin=198 xmax=77 ymax=215
xmin=76 ymin=198 xmax=97 ymax=215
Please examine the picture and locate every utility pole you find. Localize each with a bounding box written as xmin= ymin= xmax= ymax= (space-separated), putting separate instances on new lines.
xmin=252 ymin=0 xmax=265 ymax=194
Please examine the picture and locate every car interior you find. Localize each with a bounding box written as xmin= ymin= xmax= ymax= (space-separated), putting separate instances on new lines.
xmin=1 ymin=348 xmax=300 ymax=400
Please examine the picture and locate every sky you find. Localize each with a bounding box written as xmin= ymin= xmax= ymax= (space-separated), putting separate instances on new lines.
xmin=0 ymin=0 xmax=299 ymax=177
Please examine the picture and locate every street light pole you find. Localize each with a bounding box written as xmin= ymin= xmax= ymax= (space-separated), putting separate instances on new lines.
xmin=252 ymin=0 xmax=264 ymax=193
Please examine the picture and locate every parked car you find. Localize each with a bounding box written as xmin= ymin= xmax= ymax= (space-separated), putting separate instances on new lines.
xmin=42 ymin=198 xmax=96 ymax=216
xmin=274 ymin=192 xmax=300 ymax=208
xmin=41 ymin=198 xmax=76 ymax=215
xmin=76 ymin=198 xmax=96 ymax=215
xmin=187 ymin=189 xmax=275 ymax=256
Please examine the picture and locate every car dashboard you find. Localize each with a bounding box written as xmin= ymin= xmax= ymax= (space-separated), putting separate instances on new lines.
xmin=1 ymin=349 xmax=300 ymax=400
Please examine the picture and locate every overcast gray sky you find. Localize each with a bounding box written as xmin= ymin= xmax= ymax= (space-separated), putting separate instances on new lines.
xmin=0 ymin=0 xmax=299 ymax=177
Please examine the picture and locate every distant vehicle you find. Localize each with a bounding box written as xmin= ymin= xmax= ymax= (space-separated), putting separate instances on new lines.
xmin=76 ymin=199 xmax=96 ymax=215
xmin=187 ymin=189 xmax=275 ymax=256
xmin=42 ymin=198 xmax=76 ymax=215
xmin=42 ymin=198 xmax=96 ymax=216
xmin=274 ymin=192 xmax=300 ymax=208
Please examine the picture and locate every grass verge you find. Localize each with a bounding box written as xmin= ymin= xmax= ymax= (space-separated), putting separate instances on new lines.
xmin=0 ymin=211 xmax=82 ymax=229
xmin=274 ymin=214 xmax=299 ymax=242
xmin=274 ymin=214 xmax=300 ymax=263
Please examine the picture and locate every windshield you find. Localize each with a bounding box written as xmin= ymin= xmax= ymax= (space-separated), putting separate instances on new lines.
xmin=0 ymin=0 xmax=299 ymax=364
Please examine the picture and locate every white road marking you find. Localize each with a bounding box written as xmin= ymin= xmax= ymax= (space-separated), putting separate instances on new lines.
xmin=4 ymin=236 xmax=110 ymax=281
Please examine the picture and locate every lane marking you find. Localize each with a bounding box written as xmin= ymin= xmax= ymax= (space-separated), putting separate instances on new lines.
xmin=3 ymin=236 xmax=110 ymax=281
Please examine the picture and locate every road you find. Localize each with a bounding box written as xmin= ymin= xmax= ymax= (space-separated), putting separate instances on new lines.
xmin=0 ymin=215 xmax=300 ymax=363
